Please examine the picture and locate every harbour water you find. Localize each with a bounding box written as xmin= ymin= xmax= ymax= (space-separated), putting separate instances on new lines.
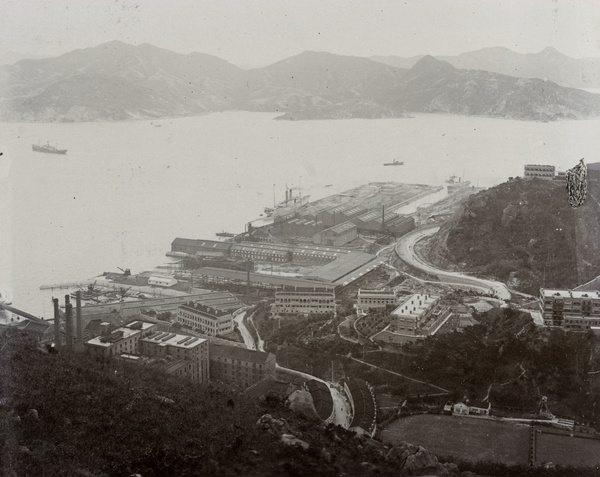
xmin=1 ymin=112 xmax=598 ymax=317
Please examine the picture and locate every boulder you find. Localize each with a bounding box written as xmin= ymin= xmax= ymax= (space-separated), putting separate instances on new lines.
xmin=280 ymin=433 xmax=309 ymax=450
xmin=403 ymin=446 xmax=439 ymax=475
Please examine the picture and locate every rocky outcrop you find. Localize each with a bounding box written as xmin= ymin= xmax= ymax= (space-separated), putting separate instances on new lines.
xmin=386 ymin=440 xmax=456 ymax=476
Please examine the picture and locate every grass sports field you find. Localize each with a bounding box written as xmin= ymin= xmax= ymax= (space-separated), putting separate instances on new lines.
xmin=381 ymin=414 xmax=530 ymax=465
xmin=535 ymin=427 xmax=600 ymax=467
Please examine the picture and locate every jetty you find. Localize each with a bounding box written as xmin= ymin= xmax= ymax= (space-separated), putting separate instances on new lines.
xmin=39 ymin=282 xmax=86 ymax=290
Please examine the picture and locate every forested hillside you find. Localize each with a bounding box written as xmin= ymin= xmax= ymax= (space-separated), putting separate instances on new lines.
xmin=425 ymin=171 xmax=600 ymax=294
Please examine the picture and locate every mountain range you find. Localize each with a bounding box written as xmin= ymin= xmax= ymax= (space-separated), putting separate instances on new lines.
xmin=1 ymin=41 xmax=600 ymax=122
xmin=372 ymin=46 xmax=600 ymax=91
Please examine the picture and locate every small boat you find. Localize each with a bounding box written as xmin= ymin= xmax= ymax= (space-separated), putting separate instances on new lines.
xmin=383 ymin=160 xmax=403 ymax=166
xmin=32 ymin=141 xmax=67 ymax=155
xmin=216 ymin=231 xmax=235 ymax=238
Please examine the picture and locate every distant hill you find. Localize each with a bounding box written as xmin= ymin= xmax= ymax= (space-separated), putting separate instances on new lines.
xmin=2 ymin=41 xmax=600 ymax=122
xmin=424 ymin=167 xmax=600 ymax=294
xmin=0 ymin=41 xmax=245 ymax=121
xmin=372 ymin=46 xmax=600 ymax=90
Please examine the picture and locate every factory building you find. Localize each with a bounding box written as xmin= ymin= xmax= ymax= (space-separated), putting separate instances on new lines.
xmin=312 ymin=221 xmax=358 ymax=246
xmin=170 ymin=238 xmax=231 ymax=257
xmin=540 ymin=288 xmax=600 ymax=329
xmin=177 ymin=302 xmax=234 ymax=336
xmin=272 ymin=291 xmax=336 ymax=316
xmin=209 ymin=344 xmax=276 ymax=388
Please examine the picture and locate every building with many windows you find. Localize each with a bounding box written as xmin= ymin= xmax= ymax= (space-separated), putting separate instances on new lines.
xmin=524 ymin=164 xmax=556 ymax=180
xmin=272 ymin=291 xmax=336 ymax=316
xmin=209 ymin=344 xmax=276 ymax=388
xmin=85 ymin=320 xmax=158 ymax=358
xmin=540 ymin=288 xmax=600 ymax=329
xmin=177 ymin=302 xmax=234 ymax=336
xmin=139 ymin=331 xmax=209 ymax=383
xmin=356 ymin=289 xmax=398 ymax=315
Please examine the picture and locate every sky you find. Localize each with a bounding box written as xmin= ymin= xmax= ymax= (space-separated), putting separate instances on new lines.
xmin=1 ymin=0 xmax=600 ymax=67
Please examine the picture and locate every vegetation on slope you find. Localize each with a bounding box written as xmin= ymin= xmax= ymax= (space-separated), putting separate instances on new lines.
xmin=0 ymin=331 xmax=429 ymax=477
xmin=366 ymin=307 xmax=599 ymax=425
xmin=426 ymin=177 xmax=580 ymax=294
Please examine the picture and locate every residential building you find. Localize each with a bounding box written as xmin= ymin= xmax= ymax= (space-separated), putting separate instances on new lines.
xmin=452 ymin=401 xmax=491 ymax=416
xmin=210 ymin=344 xmax=276 ymax=388
xmin=140 ymin=331 xmax=209 ymax=384
xmin=356 ymin=289 xmax=397 ymax=315
xmin=524 ymin=164 xmax=555 ymax=180
xmin=85 ymin=320 xmax=158 ymax=358
xmin=177 ymin=302 xmax=234 ymax=336
xmin=272 ymin=291 xmax=336 ymax=316
xmin=540 ymin=288 xmax=600 ymax=329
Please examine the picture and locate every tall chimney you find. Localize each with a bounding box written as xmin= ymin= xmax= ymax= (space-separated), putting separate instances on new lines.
xmin=76 ymin=290 xmax=83 ymax=343
xmin=65 ymin=295 xmax=73 ymax=348
xmin=53 ymin=298 xmax=61 ymax=350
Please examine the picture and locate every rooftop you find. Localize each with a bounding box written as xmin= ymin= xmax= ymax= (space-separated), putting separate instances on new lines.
xmin=392 ymin=293 xmax=439 ymax=317
xmin=210 ymin=344 xmax=274 ymax=364
xmin=541 ymin=289 xmax=600 ymax=299
xmin=306 ymin=251 xmax=377 ymax=283
xmin=142 ymin=331 xmax=207 ymax=349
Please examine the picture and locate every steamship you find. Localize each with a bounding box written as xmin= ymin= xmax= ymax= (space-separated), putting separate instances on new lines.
xmin=32 ymin=141 xmax=68 ymax=155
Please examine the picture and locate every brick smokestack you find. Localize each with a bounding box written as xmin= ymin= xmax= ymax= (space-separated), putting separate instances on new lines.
xmin=65 ymin=294 xmax=73 ymax=348
xmin=76 ymin=290 xmax=83 ymax=343
xmin=53 ymin=298 xmax=61 ymax=350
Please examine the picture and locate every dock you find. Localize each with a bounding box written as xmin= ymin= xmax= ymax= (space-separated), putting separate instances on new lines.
xmin=39 ymin=282 xmax=86 ymax=290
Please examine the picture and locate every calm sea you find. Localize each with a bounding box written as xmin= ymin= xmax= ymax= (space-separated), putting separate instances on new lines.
xmin=1 ymin=112 xmax=599 ymax=317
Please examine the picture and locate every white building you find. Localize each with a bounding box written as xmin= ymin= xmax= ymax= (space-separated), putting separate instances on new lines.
xmin=540 ymin=288 xmax=600 ymax=329
xmin=148 ymin=275 xmax=178 ymax=287
xmin=177 ymin=302 xmax=234 ymax=336
xmin=85 ymin=321 xmax=158 ymax=358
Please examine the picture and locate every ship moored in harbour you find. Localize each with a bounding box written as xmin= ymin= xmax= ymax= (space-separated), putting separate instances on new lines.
xmin=32 ymin=141 xmax=68 ymax=155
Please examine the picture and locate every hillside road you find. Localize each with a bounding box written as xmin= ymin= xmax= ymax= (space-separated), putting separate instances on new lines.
xmin=395 ymin=227 xmax=512 ymax=300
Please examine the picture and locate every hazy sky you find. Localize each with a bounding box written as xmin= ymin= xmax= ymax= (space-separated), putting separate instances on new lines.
xmin=1 ymin=0 xmax=600 ymax=66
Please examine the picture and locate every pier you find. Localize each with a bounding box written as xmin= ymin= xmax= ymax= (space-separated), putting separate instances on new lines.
xmin=39 ymin=282 xmax=85 ymax=290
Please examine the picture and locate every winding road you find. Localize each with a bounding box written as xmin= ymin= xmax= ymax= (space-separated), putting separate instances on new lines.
xmin=395 ymin=227 xmax=512 ymax=301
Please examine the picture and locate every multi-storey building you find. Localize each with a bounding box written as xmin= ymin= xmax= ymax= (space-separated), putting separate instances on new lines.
xmin=524 ymin=164 xmax=556 ymax=180
xmin=177 ymin=302 xmax=234 ymax=336
xmin=372 ymin=294 xmax=450 ymax=344
xmin=85 ymin=320 xmax=158 ymax=358
xmin=272 ymin=291 xmax=336 ymax=316
xmin=140 ymin=331 xmax=209 ymax=383
xmin=540 ymin=288 xmax=600 ymax=329
xmin=209 ymin=344 xmax=276 ymax=388
xmin=356 ymin=289 xmax=397 ymax=315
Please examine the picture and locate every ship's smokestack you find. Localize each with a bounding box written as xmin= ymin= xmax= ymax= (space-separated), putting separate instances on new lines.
xmin=76 ymin=290 xmax=83 ymax=343
xmin=65 ymin=294 xmax=73 ymax=348
xmin=53 ymin=298 xmax=61 ymax=350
